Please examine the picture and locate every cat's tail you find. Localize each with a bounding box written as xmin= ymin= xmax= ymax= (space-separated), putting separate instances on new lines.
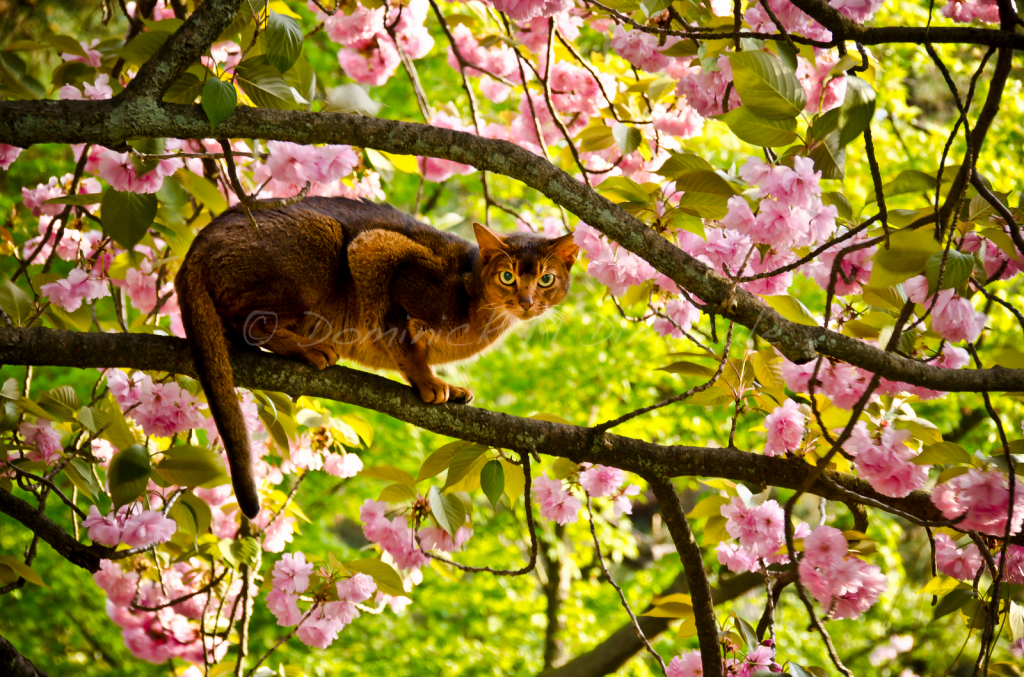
xmin=175 ymin=260 xmax=261 ymax=519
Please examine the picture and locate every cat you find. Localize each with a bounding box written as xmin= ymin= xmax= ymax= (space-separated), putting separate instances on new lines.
xmin=175 ymin=197 xmax=578 ymax=518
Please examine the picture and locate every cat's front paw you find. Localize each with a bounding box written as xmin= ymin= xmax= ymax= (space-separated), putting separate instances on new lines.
xmin=415 ymin=378 xmax=473 ymax=405
xmin=299 ymin=344 xmax=339 ymax=370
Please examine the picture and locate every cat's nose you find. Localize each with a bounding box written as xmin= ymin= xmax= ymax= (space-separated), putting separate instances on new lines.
xmin=518 ymin=297 xmax=533 ymax=311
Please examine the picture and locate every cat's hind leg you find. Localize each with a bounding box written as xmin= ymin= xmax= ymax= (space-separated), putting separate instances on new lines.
xmin=243 ymin=320 xmax=339 ymax=370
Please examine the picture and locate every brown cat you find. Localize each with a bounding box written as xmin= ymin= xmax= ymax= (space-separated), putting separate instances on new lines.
xmin=175 ymin=197 xmax=578 ymax=518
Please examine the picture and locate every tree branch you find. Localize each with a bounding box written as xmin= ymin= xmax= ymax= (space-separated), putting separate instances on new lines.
xmin=2 ymin=106 xmax=1023 ymax=392
xmin=0 ymin=487 xmax=111 ymax=574
xmin=648 ymin=479 xmax=720 ymax=676
xmin=3 ymin=326 xmax=1021 ymax=550
xmin=0 ymin=633 xmax=49 ymax=677
xmin=539 ymin=570 xmax=762 ymax=677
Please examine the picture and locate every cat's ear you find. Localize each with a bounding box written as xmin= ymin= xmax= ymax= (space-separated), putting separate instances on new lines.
xmin=473 ymin=222 xmax=509 ymax=262
xmin=545 ymin=233 xmax=579 ymax=269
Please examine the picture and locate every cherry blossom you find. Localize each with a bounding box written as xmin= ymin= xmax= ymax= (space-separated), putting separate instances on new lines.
xmin=40 ymin=267 xmax=110 ymax=312
xmin=532 ymin=474 xmax=582 ymax=525
xmin=18 ymin=419 xmax=63 ymax=463
xmin=932 ymin=468 xmax=1024 ymax=536
xmin=763 ymin=399 xmax=805 ymax=456
xmin=487 ymin=0 xmax=573 ymax=22
xmin=0 ymin=143 xmax=21 ymax=170
xmin=579 ymin=464 xmax=625 ymax=497
xmin=121 ymin=510 xmax=177 ymax=547
xmin=934 ymin=533 xmax=982 ymax=580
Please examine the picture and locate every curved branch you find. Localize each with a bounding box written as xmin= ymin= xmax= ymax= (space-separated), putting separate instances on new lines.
xmin=2 ymin=105 xmax=1024 ymax=391
xmin=3 ymin=326 xmax=1021 ymax=549
xmin=0 ymin=633 xmax=48 ymax=677
xmin=0 ymin=488 xmax=111 ymax=573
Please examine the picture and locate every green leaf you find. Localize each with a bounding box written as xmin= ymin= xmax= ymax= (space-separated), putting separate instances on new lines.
xmin=155 ymin=445 xmax=230 ymax=487
xmin=266 ymin=13 xmax=303 ymax=73
xmin=163 ymin=71 xmax=204 ymax=104
xmin=0 ymin=402 xmax=19 ymax=432
xmin=657 ymin=39 xmax=698 ymax=57
xmin=713 ymin=106 xmax=798 ymax=147
xmin=443 ymin=446 xmax=489 ymax=490
xmin=576 ymin=125 xmax=616 ymax=152
xmin=838 ymin=75 xmax=876 ymax=147
xmin=729 ymin=51 xmax=807 ymax=120
xmin=43 ymin=193 xmax=104 ymax=206
xmin=765 ymin=295 xmax=818 ymax=326
xmin=499 ymin=459 xmax=525 ymax=507
xmin=225 ymin=537 xmax=261 ymax=569
xmin=429 ymin=486 xmax=466 ymax=537
xmin=1009 ymin=601 xmax=1024 ymax=642
xmin=46 ymin=34 xmax=87 ymax=57
xmin=596 ymin=176 xmax=652 ymax=205
xmin=417 ymin=441 xmax=472 ymax=482
xmin=119 ymin=31 xmax=171 ymax=65
xmin=64 ymin=458 xmax=101 ymax=501
xmin=991 ymin=663 xmax=1023 ymax=677
xmin=345 ymin=558 xmax=406 ymax=597
xmin=806 ymin=129 xmax=845 ymax=180
xmin=612 ymin=123 xmax=642 ymax=156
xmin=659 ymin=361 xmax=717 ymax=377
xmin=914 ymin=441 xmax=972 ymax=466
xmin=0 ymin=278 xmax=33 ymax=327
xmin=870 ymin=227 xmax=943 ymax=287
xmin=1 ymin=379 xmax=19 ymax=400
xmin=822 ymin=191 xmax=852 ymax=219
xmin=787 ymin=665 xmax=816 ymax=677
xmin=932 ymin=588 xmax=975 ymax=621
xmin=100 ymin=394 xmax=138 ymax=450
xmin=43 ymin=385 xmax=78 ymax=411
xmin=924 ymin=249 xmax=975 ymax=296
xmin=378 ymin=483 xmax=417 ymax=503
xmin=235 ymin=56 xmax=307 ymax=110
xmin=674 ymin=170 xmax=737 ymax=220
xmin=201 ymin=77 xmax=238 ymax=133
xmin=101 ymin=189 xmax=158 ymax=250
xmin=175 ymin=170 xmax=228 ymax=215
xmin=920 ymin=574 xmax=967 ymax=596
xmin=480 ymin=460 xmax=504 ymax=510
xmin=654 ymin=150 xmax=712 ymax=179
xmin=361 ymin=465 xmax=416 ymax=485
xmin=873 ymin=169 xmax=942 ymax=202
xmin=687 ymin=495 xmax=729 ymax=518
xmin=107 ymin=444 xmax=152 ymax=508
xmin=0 ymin=555 xmax=47 ymax=587
xmin=174 ymin=492 xmax=213 ymax=537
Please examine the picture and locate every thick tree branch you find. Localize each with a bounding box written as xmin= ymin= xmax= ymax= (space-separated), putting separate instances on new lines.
xmin=2 ymin=106 xmax=1024 ymax=391
xmin=0 ymin=488 xmax=109 ymax=573
xmin=649 ymin=479 xmax=719 ymax=676
xmin=539 ymin=571 xmax=761 ymax=677
xmin=0 ymin=633 xmax=49 ymax=677
xmin=4 ymin=326 xmax=1021 ymax=550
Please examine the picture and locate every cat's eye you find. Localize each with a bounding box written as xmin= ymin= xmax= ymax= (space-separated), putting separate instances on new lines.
xmin=538 ymin=273 xmax=555 ymax=287
xmin=499 ymin=271 xmax=516 ymax=285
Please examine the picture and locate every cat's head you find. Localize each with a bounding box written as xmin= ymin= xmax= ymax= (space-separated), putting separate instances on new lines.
xmin=473 ymin=223 xmax=579 ymax=321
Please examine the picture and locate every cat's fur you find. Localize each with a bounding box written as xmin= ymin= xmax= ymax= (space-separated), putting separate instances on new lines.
xmin=175 ymin=197 xmax=578 ymax=518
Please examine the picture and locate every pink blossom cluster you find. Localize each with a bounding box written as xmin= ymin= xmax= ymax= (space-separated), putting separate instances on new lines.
xmin=82 ymin=504 xmax=178 ymax=548
xmin=715 ymin=497 xmax=812 ymax=573
xmin=446 ymin=24 xmax=520 ymax=103
xmin=17 ymin=419 xmax=64 ymax=463
xmin=0 ymin=143 xmax=21 ymax=170
xmin=744 ymin=0 xmax=832 ymax=42
xmin=251 ymin=140 xmax=359 ymax=197
xmin=675 ymin=55 xmax=742 ymax=117
xmin=267 ymin=551 xmax=377 ymax=648
xmin=931 ymin=468 xmax=1024 ymax=536
xmin=651 ymin=102 xmax=705 ymax=139
xmin=360 ymin=500 xmax=432 ymax=570
xmin=98 ymin=147 xmax=183 ymax=194
xmin=962 ymin=230 xmax=1023 ymax=281
xmin=651 ymin=298 xmax=702 ymax=339
xmin=610 ymin=26 xmax=678 ymax=73
xmin=515 ymin=12 xmax=583 ymax=53
xmin=844 ymin=423 xmax=930 ymax=498
xmin=869 ymin=634 xmax=914 ymax=666
xmin=724 ymin=157 xmax=837 ymax=251
xmin=797 ymin=53 xmax=847 ymax=114
xmin=667 ymin=644 xmax=781 ymax=677
xmin=533 ymin=474 xmax=582 ymax=525
xmin=578 ymin=463 xmax=640 ymax=516
xmin=96 ymin=559 xmax=236 ymax=664
xmin=934 ymin=533 xmax=982 ymax=580
xmin=22 ymin=174 xmax=99 ymax=217
xmin=828 ymin=0 xmax=885 ymax=23
xmin=763 ymin=399 xmax=806 ymax=457
xmin=106 ymin=369 xmax=205 ymax=438
xmin=59 ymin=73 xmax=114 ymax=101
xmin=798 ymin=525 xmax=887 ymax=620
xmin=942 ymin=0 xmax=1001 ymax=23
xmin=904 ymin=275 xmax=986 ymax=344
xmin=61 ymin=38 xmax=103 ymax=68
xmin=509 ymin=91 xmax=589 ymax=154
xmin=323 ymin=0 xmax=433 ymax=87
xmin=546 ymin=59 xmax=613 ymax=117
xmin=487 ymin=0 xmax=572 ymax=22
xmin=41 ymin=267 xmax=111 ymax=312
xmin=804 ymin=228 xmax=876 ymax=295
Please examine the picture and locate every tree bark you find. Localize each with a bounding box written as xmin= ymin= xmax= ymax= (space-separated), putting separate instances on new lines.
xmin=0 ymin=633 xmax=49 ymax=677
